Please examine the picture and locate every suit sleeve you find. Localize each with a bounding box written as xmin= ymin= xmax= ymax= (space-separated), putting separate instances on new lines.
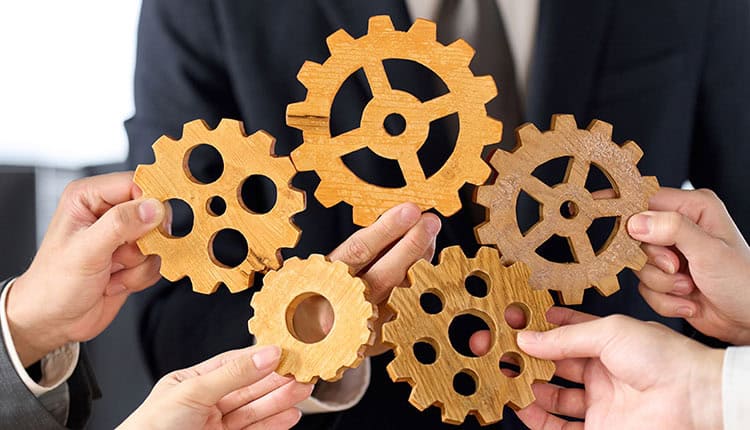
xmin=0 ymin=280 xmax=100 ymax=429
xmin=689 ymin=0 xmax=750 ymax=237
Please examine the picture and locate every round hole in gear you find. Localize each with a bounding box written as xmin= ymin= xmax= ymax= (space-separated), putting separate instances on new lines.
xmin=560 ymin=200 xmax=579 ymax=219
xmin=384 ymin=112 xmax=407 ymax=136
xmin=209 ymin=228 xmax=248 ymax=268
xmin=413 ymin=339 xmax=438 ymax=365
xmin=504 ymin=302 xmax=531 ymax=330
xmin=240 ymin=175 xmax=277 ymax=214
xmin=186 ymin=144 xmax=224 ymax=184
xmin=500 ymin=352 xmax=525 ymax=378
xmin=452 ymin=369 xmax=478 ymax=396
xmin=419 ymin=291 xmax=443 ymax=314
xmin=286 ymin=293 xmax=335 ymax=344
xmin=159 ymin=198 xmax=193 ymax=238
xmin=207 ymin=196 xmax=226 ymax=216
xmin=449 ymin=313 xmax=493 ymax=358
xmin=465 ymin=271 xmax=489 ymax=298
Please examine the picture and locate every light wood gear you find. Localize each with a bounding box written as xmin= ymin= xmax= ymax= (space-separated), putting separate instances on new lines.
xmin=382 ymin=246 xmax=555 ymax=425
xmin=287 ymin=15 xmax=502 ymax=226
xmin=475 ymin=114 xmax=659 ymax=304
xmin=135 ymin=119 xmax=305 ymax=294
xmin=248 ymin=255 xmax=377 ymax=383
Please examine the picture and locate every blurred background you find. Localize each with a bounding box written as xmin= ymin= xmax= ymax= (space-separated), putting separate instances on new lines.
xmin=0 ymin=1 xmax=148 ymax=428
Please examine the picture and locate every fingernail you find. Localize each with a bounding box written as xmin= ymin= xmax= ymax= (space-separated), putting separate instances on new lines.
xmin=138 ymin=199 xmax=160 ymax=223
xmin=425 ymin=217 xmax=441 ymax=236
xmin=400 ymin=204 xmax=421 ymax=224
xmin=676 ymin=306 xmax=695 ymax=318
xmin=628 ymin=213 xmax=652 ymax=236
xmin=517 ymin=330 xmax=542 ymax=345
xmin=252 ymin=345 xmax=281 ymax=370
xmin=654 ymin=255 xmax=676 ymax=274
xmin=105 ymin=283 xmax=127 ymax=296
xmin=673 ymin=280 xmax=692 ymax=295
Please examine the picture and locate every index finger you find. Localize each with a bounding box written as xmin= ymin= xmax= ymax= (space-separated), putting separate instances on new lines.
xmin=68 ymin=171 xmax=138 ymax=217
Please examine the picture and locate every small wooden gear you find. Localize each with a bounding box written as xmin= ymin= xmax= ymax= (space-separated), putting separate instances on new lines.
xmin=287 ymin=15 xmax=502 ymax=226
xmin=135 ymin=119 xmax=305 ymax=294
xmin=248 ymin=255 xmax=377 ymax=383
xmin=475 ymin=114 xmax=659 ymax=304
xmin=382 ymin=246 xmax=556 ymax=425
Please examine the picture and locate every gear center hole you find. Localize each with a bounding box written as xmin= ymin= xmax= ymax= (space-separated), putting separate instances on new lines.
xmin=286 ymin=293 xmax=335 ymax=344
xmin=449 ymin=312 xmax=494 ymax=358
xmin=560 ymin=200 xmax=579 ymax=219
xmin=207 ymin=196 xmax=226 ymax=216
xmin=384 ymin=112 xmax=406 ymax=136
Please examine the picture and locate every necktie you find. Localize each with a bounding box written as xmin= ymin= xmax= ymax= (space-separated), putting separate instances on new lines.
xmin=436 ymin=0 xmax=523 ymax=148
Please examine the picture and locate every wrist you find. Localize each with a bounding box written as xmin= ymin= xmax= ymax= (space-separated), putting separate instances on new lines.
xmin=5 ymin=275 xmax=67 ymax=366
xmin=689 ymin=347 xmax=724 ymax=430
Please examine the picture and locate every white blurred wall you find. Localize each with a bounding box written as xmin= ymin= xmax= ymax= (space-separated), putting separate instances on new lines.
xmin=0 ymin=1 xmax=142 ymax=168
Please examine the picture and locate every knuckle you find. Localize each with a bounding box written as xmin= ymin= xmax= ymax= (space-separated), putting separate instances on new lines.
xmin=344 ymin=236 xmax=374 ymax=266
xmin=223 ymin=357 xmax=247 ymax=380
xmin=695 ymin=188 xmax=719 ymax=202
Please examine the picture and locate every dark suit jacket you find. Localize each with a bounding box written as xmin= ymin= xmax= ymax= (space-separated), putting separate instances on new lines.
xmin=126 ymin=1 xmax=750 ymax=428
xmin=0 ymin=280 xmax=99 ymax=430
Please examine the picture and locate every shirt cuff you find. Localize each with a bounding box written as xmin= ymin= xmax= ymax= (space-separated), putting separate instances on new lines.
xmin=296 ymin=358 xmax=371 ymax=414
xmin=722 ymin=346 xmax=750 ymax=430
xmin=1 ymin=279 xmax=80 ymax=397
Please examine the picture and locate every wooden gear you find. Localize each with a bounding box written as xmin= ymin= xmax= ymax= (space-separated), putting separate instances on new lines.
xmin=475 ymin=114 xmax=659 ymax=304
xmin=135 ymin=119 xmax=305 ymax=294
xmin=287 ymin=15 xmax=502 ymax=226
xmin=382 ymin=246 xmax=556 ymax=425
xmin=248 ymin=255 xmax=377 ymax=383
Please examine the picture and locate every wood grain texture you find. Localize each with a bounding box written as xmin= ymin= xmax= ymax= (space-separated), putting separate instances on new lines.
xmin=248 ymin=255 xmax=377 ymax=383
xmin=287 ymin=15 xmax=502 ymax=226
xmin=475 ymin=114 xmax=659 ymax=304
xmin=382 ymin=246 xmax=556 ymax=425
xmin=134 ymin=119 xmax=305 ymax=294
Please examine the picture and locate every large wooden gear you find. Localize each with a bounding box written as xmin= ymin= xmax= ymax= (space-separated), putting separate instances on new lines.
xmin=287 ymin=15 xmax=502 ymax=226
xmin=135 ymin=119 xmax=305 ymax=294
xmin=382 ymin=246 xmax=556 ymax=425
xmin=475 ymin=114 xmax=659 ymax=304
xmin=248 ymin=255 xmax=377 ymax=383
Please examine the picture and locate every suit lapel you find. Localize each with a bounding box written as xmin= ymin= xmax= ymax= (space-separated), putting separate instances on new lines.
xmin=527 ymin=0 xmax=614 ymax=128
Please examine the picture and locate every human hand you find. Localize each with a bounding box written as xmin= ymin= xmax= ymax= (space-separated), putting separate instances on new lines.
xmin=291 ymin=202 xmax=440 ymax=356
xmin=627 ymin=187 xmax=750 ymax=345
xmin=120 ymin=345 xmax=311 ymax=430
xmin=6 ymin=172 xmax=165 ymax=366
xmin=474 ymin=308 xmax=724 ymax=430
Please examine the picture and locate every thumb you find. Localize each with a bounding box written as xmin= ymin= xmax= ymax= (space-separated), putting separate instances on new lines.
xmin=627 ymin=211 xmax=720 ymax=261
xmin=181 ymin=345 xmax=281 ymax=405
xmin=517 ymin=315 xmax=632 ymax=360
xmin=85 ymin=198 xmax=165 ymax=256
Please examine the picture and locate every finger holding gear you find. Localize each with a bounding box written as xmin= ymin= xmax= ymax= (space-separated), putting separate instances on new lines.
xmin=382 ymin=246 xmax=556 ymax=425
xmin=135 ymin=119 xmax=305 ymax=294
xmin=475 ymin=114 xmax=659 ymax=304
xmin=287 ymin=15 xmax=502 ymax=226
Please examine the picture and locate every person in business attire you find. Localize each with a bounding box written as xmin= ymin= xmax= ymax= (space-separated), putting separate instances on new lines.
xmin=471 ymin=187 xmax=750 ymax=429
xmin=126 ymin=0 xmax=750 ymax=428
xmin=1 ymin=172 xmax=439 ymax=429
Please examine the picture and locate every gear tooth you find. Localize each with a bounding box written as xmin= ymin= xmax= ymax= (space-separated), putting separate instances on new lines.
xmin=408 ymin=18 xmax=437 ymax=39
xmin=286 ymin=101 xmax=317 ymax=130
xmin=594 ymin=275 xmax=620 ymax=296
xmin=326 ymin=29 xmax=355 ymax=55
xmin=475 ymin=222 xmax=496 ymax=245
xmin=351 ymin=206 xmax=379 ymax=226
xmin=626 ymin=248 xmax=649 ymax=271
xmin=249 ymin=130 xmax=275 ymax=150
xmin=367 ymin=15 xmax=395 ymax=33
xmin=488 ymin=148 xmax=511 ymax=169
xmin=559 ymin=287 xmax=585 ymax=305
xmin=516 ymin=122 xmax=542 ymax=143
xmin=296 ymin=60 xmax=323 ymax=88
xmin=621 ymin=140 xmax=644 ymax=163
xmin=446 ymin=39 xmax=475 ymax=66
xmin=217 ymin=118 xmax=245 ymax=135
xmin=192 ymin=279 xmax=220 ymax=295
xmin=182 ymin=119 xmax=209 ymax=136
xmin=475 ymin=74 xmax=498 ymax=102
xmin=643 ymin=176 xmax=660 ymax=194
xmin=150 ymin=135 xmax=177 ymax=158
xmin=483 ymin=117 xmax=504 ymax=141
xmin=441 ymin=403 xmax=469 ymax=426
xmin=587 ymin=119 xmax=614 ymax=141
xmin=407 ymin=387 xmax=433 ymax=411
xmin=475 ymin=245 xmax=500 ymax=262
xmin=312 ymin=183 xmax=342 ymax=208
xmin=475 ymin=406 xmax=504 ymax=426
xmin=550 ymin=114 xmax=578 ymax=131
xmin=436 ymin=194 xmax=463 ymax=217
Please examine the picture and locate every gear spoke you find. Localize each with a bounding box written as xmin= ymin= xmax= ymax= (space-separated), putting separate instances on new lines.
xmin=364 ymin=59 xmax=392 ymax=98
xmin=330 ymin=127 xmax=371 ymax=157
xmin=422 ymin=92 xmax=458 ymax=121
xmin=400 ymin=152 xmax=426 ymax=183
xmin=523 ymin=221 xmax=556 ymax=250
xmin=521 ymin=176 xmax=557 ymax=206
xmin=591 ymin=198 xmax=629 ymax=218
xmin=568 ymin=230 xmax=596 ymax=264
xmin=565 ymin=156 xmax=590 ymax=188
